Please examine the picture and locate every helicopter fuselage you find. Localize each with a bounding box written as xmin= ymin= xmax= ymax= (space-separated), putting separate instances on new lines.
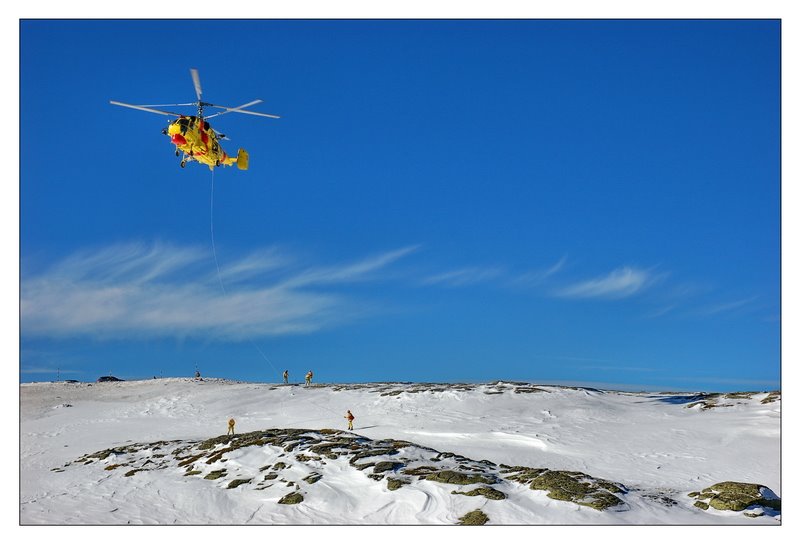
xmin=166 ymin=115 xmax=247 ymax=170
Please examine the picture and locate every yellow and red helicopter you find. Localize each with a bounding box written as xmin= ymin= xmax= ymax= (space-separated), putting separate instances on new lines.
xmin=110 ymin=68 xmax=279 ymax=170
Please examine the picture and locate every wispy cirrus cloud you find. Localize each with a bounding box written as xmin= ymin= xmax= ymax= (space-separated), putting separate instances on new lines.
xmin=421 ymin=255 xmax=567 ymax=289
xmin=284 ymin=245 xmax=420 ymax=288
xmin=511 ymin=255 xmax=568 ymax=287
xmin=555 ymin=266 xmax=662 ymax=299
xmin=695 ymin=296 xmax=759 ymax=316
xmin=21 ymin=242 xmax=417 ymax=341
xmin=422 ymin=266 xmax=504 ymax=287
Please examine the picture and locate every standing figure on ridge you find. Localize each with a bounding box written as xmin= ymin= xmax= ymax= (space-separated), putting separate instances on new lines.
xmin=305 ymin=370 xmax=313 ymax=386
xmin=227 ymin=418 xmax=236 ymax=436
xmin=344 ymin=409 xmax=355 ymax=431
xmin=283 ymin=370 xmax=289 ymax=384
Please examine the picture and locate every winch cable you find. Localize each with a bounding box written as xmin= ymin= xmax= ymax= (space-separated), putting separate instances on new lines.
xmin=209 ymin=168 xmax=281 ymax=379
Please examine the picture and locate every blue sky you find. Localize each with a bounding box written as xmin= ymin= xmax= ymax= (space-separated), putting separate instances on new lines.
xmin=19 ymin=19 xmax=780 ymax=391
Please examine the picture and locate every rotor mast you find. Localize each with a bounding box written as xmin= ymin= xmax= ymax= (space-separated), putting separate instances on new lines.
xmin=190 ymin=68 xmax=205 ymax=118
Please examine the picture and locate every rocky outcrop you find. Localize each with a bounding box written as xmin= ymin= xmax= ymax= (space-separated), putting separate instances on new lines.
xmin=689 ymin=481 xmax=781 ymax=516
xmin=58 ymin=427 xmax=780 ymax=521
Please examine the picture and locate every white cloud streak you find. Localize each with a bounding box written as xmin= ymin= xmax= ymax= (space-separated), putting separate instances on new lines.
xmin=696 ymin=296 xmax=759 ymax=316
xmin=422 ymin=266 xmax=504 ymax=287
xmin=555 ymin=266 xmax=659 ymax=299
xmin=21 ymin=242 xmax=416 ymax=341
xmin=511 ymin=255 xmax=568 ymax=287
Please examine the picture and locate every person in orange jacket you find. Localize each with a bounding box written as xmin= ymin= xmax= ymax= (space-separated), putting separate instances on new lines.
xmin=305 ymin=370 xmax=313 ymax=386
xmin=227 ymin=418 xmax=236 ymax=436
xmin=344 ymin=410 xmax=355 ymax=431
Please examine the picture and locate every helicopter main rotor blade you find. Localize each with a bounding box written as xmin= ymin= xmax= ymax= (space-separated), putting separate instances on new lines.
xmin=110 ymin=101 xmax=182 ymax=117
xmin=140 ymin=102 xmax=196 ymax=107
xmin=208 ymin=99 xmax=263 ymax=111
xmin=204 ymin=99 xmax=263 ymax=118
xmin=190 ymin=68 xmax=203 ymax=102
xmin=221 ymin=108 xmax=281 ymax=119
xmin=205 ymin=100 xmax=280 ymax=120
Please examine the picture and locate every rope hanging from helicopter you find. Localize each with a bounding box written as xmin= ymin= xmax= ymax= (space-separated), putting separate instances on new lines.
xmin=209 ymin=168 xmax=281 ymax=377
xmin=210 ymin=169 xmax=226 ymax=295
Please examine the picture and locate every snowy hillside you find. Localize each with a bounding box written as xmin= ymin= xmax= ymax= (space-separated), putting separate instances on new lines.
xmin=19 ymin=378 xmax=780 ymax=524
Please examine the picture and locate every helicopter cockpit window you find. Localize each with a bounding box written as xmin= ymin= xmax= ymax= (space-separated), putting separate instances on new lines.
xmin=177 ymin=117 xmax=190 ymax=135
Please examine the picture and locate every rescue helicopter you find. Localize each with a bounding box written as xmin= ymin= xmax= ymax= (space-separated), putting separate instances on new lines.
xmin=110 ymin=68 xmax=279 ymax=170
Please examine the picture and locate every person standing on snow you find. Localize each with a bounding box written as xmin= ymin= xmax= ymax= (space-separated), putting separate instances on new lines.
xmin=344 ymin=410 xmax=355 ymax=430
xmin=305 ymin=370 xmax=313 ymax=386
xmin=227 ymin=418 xmax=236 ymax=436
xmin=283 ymin=370 xmax=289 ymax=384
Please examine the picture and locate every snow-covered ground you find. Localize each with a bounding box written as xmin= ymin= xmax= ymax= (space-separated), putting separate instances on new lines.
xmin=19 ymin=378 xmax=780 ymax=526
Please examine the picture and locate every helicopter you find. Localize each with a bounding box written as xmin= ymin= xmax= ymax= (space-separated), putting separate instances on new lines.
xmin=110 ymin=68 xmax=279 ymax=170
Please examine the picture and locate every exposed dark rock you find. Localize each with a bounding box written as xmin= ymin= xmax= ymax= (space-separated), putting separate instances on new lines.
xmin=278 ymin=492 xmax=303 ymax=505
xmin=690 ymin=482 xmax=781 ymax=513
xmin=387 ymin=478 xmax=408 ymax=491
xmin=402 ymin=465 xmax=439 ymax=476
xmin=227 ymin=478 xmax=252 ymax=489
xmin=373 ymin=461 xmax=403 ymax=473
xmin=424 ymin=470 xmax=496 ymax=486
xmin=452 ymin=486 xmax=506 ymax=500
xmin=528 ymin=470 xmax=624 ymax=510
xmin=458 ymin=509 xmax=489 ymax=525
xmin=514 ymin=387 xmax=547 ymax=394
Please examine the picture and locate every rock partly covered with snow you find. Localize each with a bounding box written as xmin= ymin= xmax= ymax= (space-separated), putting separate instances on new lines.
xmin=56 ymin=427 xmax=633 ymax=524
xmin=689 ymin=481 xmax=781 ymax=517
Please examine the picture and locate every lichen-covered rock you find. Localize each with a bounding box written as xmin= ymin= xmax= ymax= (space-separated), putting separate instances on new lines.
xmin=227 ymin=478 xmax=251 ymax=489
xmin=402 ymin=465 xmax=438 ymax=476
xmin=373 ymin=461 xmax=403 ymax=473
xmin=502 ymin=467 xmax=548 ymax=484
xmin=458 ymin=509 xmax=489 ymax=525
xmin=387 ymin=477 xmax=408 ymax=491
xmin=278 ymin=492 xmax=304 ymax=505
xmin=452 ymin=486 xmax=506 ymax=500
xmin=204 ymin=470 xmax=227 ymax=480
xmin=424 ymin=470 xmax=496 ymax=485
xmin=529 ymin=470 xmax=624 ymax=510
xmin=690 ymin=481 xmax=781 ymax=512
